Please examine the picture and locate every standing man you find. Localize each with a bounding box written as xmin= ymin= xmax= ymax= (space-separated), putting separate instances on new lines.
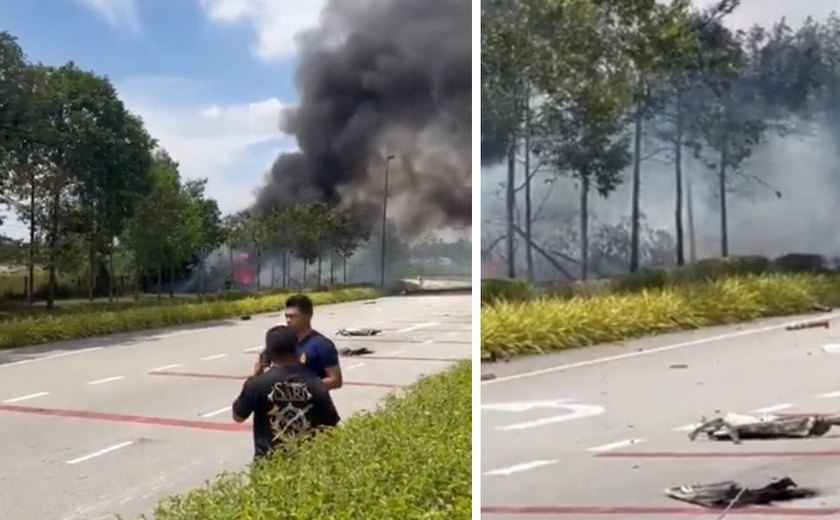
xmin=232 ymin=325 xmax=340 ymax=460
xmin=284 ymin=294 xmax=344 ymax=391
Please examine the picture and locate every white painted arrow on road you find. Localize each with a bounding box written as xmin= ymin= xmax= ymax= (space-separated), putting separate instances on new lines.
xmin=482 ymin=399 xmax=605 ymax=431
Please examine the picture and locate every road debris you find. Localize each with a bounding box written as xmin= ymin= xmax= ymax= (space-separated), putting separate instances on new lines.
xmin=481 ymin=373 xmax=497 ymax=381
xmin=336 ymin=327 xmax=381 ymax=337
xmin=811 ymin=303 xmax=832 ymax=312
xmin=669 ymin=363 xmax=689 ymax=369
xmin=240 ymin=315 xmax=252 ymax=321
xmin=338 ymin=347 xmax=374 ymax=357
xmin=665 ymin=477 xmax=817 ymax=509
xmin=786 ymin=319 xmax=830 ymax=331
xmin=688 ymin=412 xmax=836 ymax=443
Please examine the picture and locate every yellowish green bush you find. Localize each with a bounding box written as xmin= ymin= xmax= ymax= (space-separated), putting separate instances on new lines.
xmin=0 ymin=287 xmax=380 ymax=349
xmin=143 ymin=361 xmax=471 ymax=520
xmin=482 ymin=274 xmax=840 ymax=356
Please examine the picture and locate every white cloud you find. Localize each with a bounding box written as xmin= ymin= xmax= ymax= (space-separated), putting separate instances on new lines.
xmin=693 ymin=0 xmax=838 ymax=29
xmin=117 ymin=76 xmax=294 ymax=215
xmin=199 ymin=0 xmax=327 ymax=60
xmin=74 ymin=0 xmax=142 ymax=32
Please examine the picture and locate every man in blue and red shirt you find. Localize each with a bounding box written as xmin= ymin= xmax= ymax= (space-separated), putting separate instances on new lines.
xmin=284 ymin=294 xmax=344 ymax=391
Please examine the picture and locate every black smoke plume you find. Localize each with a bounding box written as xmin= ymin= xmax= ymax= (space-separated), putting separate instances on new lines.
xmin=255 ymin=0 xmax=471 ymax=237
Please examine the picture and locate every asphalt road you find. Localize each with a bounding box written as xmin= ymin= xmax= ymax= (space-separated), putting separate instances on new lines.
xmin=481 ymin=311 xmax=840 ymax=518
xmin=0 ymin=293 xmax=470 ymax=520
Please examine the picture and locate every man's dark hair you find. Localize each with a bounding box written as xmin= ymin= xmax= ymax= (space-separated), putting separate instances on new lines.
xmin=286 ymin=294 xmax=314 ymax=315
xmin=264 ymin=325 xmax=298 ymax=362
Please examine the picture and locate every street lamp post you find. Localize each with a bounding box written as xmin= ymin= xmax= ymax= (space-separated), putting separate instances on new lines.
xmin=380 ymin=154 xmax=395 ymax=287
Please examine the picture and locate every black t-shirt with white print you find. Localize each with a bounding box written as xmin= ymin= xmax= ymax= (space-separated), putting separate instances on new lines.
xmin=233 ymin=363 xmax=340 ymax=458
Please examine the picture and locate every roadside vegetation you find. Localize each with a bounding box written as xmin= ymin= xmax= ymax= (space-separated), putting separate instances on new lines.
xmin=143 ymin=361 xmax=471 ymax=520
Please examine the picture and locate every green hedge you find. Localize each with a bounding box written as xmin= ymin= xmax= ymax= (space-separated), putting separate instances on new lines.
xmin=143 ymin=361 xmax=471 ymax=520
xmin=483 ymin=254 xmax=836 ymax=304
xmin=482 ymin=274 xmax=839 ymax=357
xmin=0 ymin=287 xmax=380 ymax=350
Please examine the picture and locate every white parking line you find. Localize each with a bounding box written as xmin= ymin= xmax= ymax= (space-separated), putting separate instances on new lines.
xmin=586 ymin=438 xmax=646 ymax=453
xmin=87 ymin=376 xmax=125 ymax=386
xmin=484 ymin=460 xmax=558 ymax=476
xmin=346 ymin=363 xmax=365 ymax=370
xmin=3 ymin=391 xmax=50 ymax=403
xmin=200 ymin=405 xmax=232 ymax=418
xmin=396 ymin=321 xmax=438 ymax=333
xmin=201 ymin=354 xmax=227 ymax=361
xmin=66 ymin=441 xmax=134 ymax=465
xmin=753 ymin=403 xmax=793 ymax=413
xmin=0 ymin=347 xmax=104 ymax=369
xmin=243 ymin=345 xmax=262 ymax=353
xmin=817 ymin=391 xmax=840 ymax=399
xmin=150 ymin=364 xmax=182 ymax=372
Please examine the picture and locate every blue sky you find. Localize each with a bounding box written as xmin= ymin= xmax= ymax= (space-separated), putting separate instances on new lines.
xmin=1 ymin=0 xmax=329 ymax=238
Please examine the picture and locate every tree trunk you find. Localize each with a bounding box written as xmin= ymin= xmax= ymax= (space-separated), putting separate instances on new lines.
xmin=271 ymin=260 xmax=276 ymax=288
xmin=27 ymin=175 xmax=35 ymax=305
xmin=169 ymin=256 xmax=175 ymax=299
xmin=523 ymin=88 xmax=534 ymax=282
xmin=506 ymin=136 xmax=516 ymax=278
xmin=228 ymin=244 xmax=235 ymax=291
xmin=134 ymin=264 xmax=140 ymax=301
xmin=303 ymin=261 xmax=308 ymax=289
xmin=282 ymin=249 xmax=288 ymax=287
xmin=88 ymin=206 xmax=95 ymax=301
xmin=317 ymin=243 xmax=323 ymax=286
xmin=674 ymin=88 xmax=685 ymax=266
xmin=157 ymin=264 xmax=163 ymax=302
xmin=719 ymin=144 xmax=729 ymax=257
xmin=580 ymin=175 xmax=590 ymax=280
xmin=330 ymin=247 xmax=335 ymax=285
xmin=256 ymin=246 xmax=262 ymax=291
xmin=629 ymin=96 xmax=644 ymax=273
xmin=343 ymin=253 xmax=348 ymax=283
xmin=108 ymin=240 xmax=115 ymax=302
xmin=199 ymin=257 xmax=206 ymax=295
xmin=686 ymin=168 xmax=697 ymax=262
xmin=46 ymin=190 xmax=60 ymax=311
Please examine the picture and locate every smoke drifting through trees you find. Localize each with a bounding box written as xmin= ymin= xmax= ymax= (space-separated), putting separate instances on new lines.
xmin=256 ymin=0 xmax=471 ymax=238
xmin=481 ymin=0 xmax=840 ymax=282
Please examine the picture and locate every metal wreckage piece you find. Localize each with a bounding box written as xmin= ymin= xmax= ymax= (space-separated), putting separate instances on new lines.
xmin=336 ymin=327 xmax=382 ymax=337
xmin=688 ymin=412 xmax=838 ymax=443
xmin=664 ymin=477 xmax=818 ymax=509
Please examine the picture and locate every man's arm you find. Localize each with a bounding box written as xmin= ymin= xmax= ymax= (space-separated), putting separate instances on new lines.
xmin=312 ymin=384 xmax=341 ymax=427
xmin=232 ymin=379 xmax=255 ymax=423
xmin=320 ymin=339 xmax=343 ymax=390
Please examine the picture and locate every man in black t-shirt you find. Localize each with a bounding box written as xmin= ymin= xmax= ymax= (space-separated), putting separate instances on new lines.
xmin=232 ymin=325 xmax=341 ymax=459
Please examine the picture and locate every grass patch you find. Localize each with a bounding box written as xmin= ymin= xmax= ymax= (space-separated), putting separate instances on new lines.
xmin=0 ymin=287 xmax=380 ymax=350
xmin=143 ymin=361 xmax=471 ymax=520
xmin=482 ymin=273 xmax=840 ymax=357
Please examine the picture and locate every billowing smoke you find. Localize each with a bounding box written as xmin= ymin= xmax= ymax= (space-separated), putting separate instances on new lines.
xmin=256 ymin=0 xmax=471 ymax=237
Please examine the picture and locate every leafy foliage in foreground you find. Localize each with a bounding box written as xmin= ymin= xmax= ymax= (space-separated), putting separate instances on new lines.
xmin=145 ymin=361 xmax=471 ymax=520
xmin=0 ymin=287 xmax=379 ymax=349
xmin=482 ymin=274 xmax=840 ymax=356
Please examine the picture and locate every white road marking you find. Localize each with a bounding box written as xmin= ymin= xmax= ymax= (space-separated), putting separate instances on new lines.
xmin=753 ymin=403 xmax=793 ymax=413
xmin=201 ymin=354 xmax=227 ymax=361
xmin=396 ymin=321 xmax=438 ymax=333
xmin=0 ymin=347 xmax=104 ymax=369
xmin=424 ymin=339 xmax=435 ymax=344
xmin=817 ymin=391 xmax=840 ymax=399
xmin=483 ymin=460 xmax=558 ymax=477
xmin=66 ymin=441 xmax=135 ymax=465
xmin=345 ymin=363 xmax=365 ymax=370
xmin=87 ymin=376 xmax=125 ymax=386
xmin=200 ymin=405 xmax=232 ymax=418
xmin=243 ymin=345 xmax=262 ymax=353
xmin=822 ymin=344 xmax=840 ymax=354
xmin=391 ymin=350 xmax=405 ymax=356
xmin=483 ymin=399 xmax=606 ymax=431
xmin=3 ymin=391 xmax=50 ymax=403
xmin=483 ymin=312 xmax=840 ymax=385
xmin=150 ymin=363 xmax=181 ymax=372
xmin=586 ymin=438 xmax=646 ymax=453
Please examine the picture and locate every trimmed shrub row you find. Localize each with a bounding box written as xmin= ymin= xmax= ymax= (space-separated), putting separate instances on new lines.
xmin=0 ymin=287 xmax=380 ymax=350
xmin=482 ymin=254 xmax=837 ymax=304
xmin=482 ymin=274 xmax=840 ymax=357
xmin=143 ymin=361 xmax=471 ymax=520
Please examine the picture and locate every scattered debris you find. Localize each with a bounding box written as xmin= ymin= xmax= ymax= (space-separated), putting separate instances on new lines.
xmin=665 ymin=477 xmax=817 ymax=509
xmin=240 ymin=315 xmax=252 ymax=321
xmin=688 ymin=412 xmax=837 ymax=443
xmin=362 ymin=301 xmax=377 ymax=305
xmin=482 ymin=352 xmax=511 ymax=363
xmin=336 ymin=327 xmax=382 ymax=337
xmin=811 ymin=303 xmax=833 ymax=313
xmin=481 ymin=373 xmax=497 ymax=381
xmin=670 ymin=363 xmax=689 ymax=369
xmin=821 ymin=344 xmax=840 ymax=354
xmin=338 ymin=347 xmax=374 ymax=357
xmin=786 ymin=319 xmax=830 ymax=331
